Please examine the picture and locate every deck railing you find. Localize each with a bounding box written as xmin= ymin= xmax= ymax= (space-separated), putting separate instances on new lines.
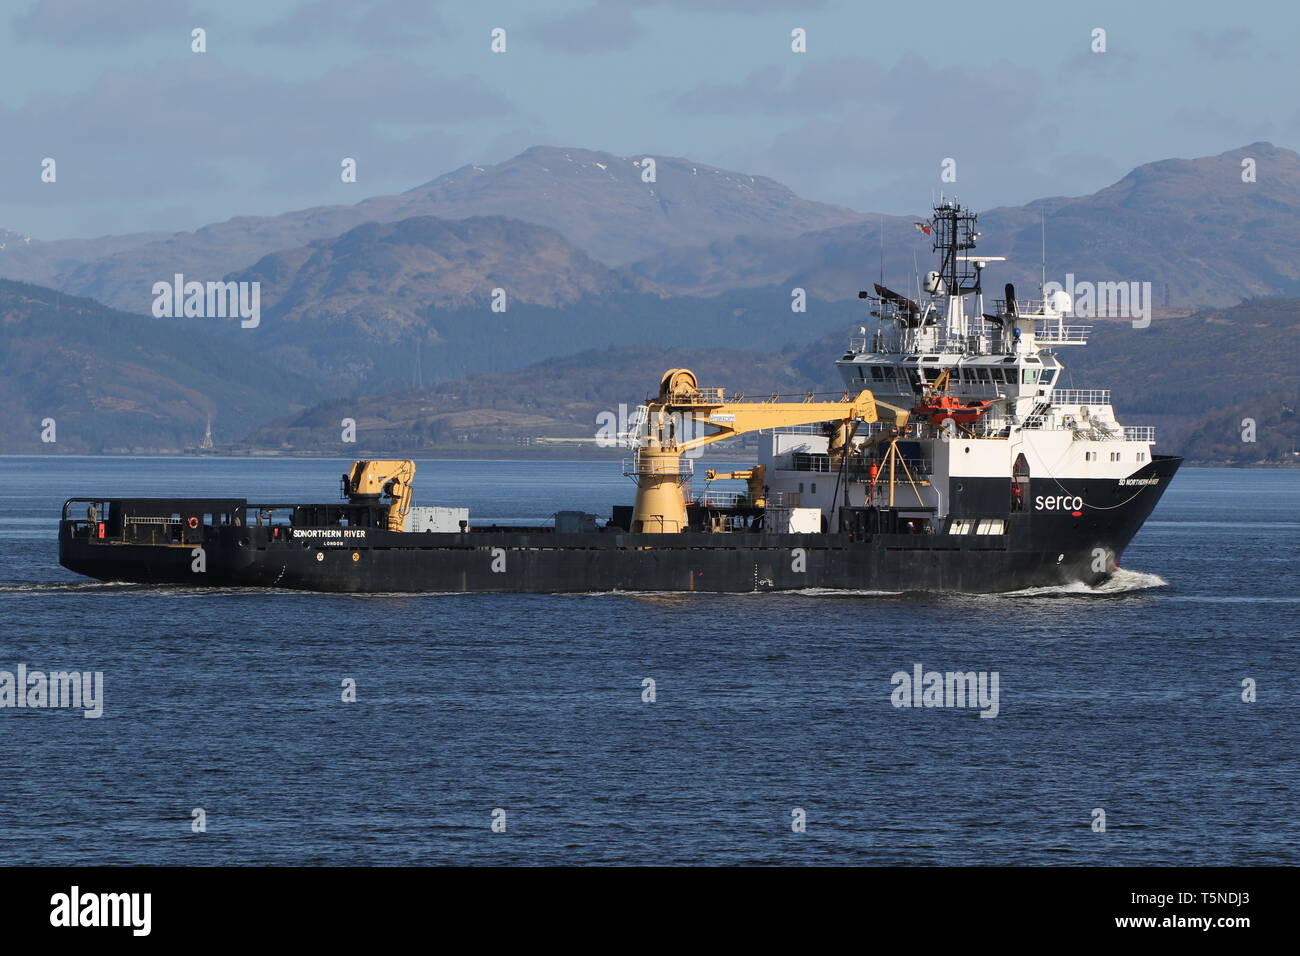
xmin=623 ymin=455 xmax=694 ymax=478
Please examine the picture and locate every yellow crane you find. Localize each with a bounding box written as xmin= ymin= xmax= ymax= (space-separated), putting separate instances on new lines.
xmin=628 ymin=369 xmax=909 ymax=533
xmin=343 ymin=460 xmax=416 ymax=531
xmin=703 ymin=465 xmax=767 ymax=507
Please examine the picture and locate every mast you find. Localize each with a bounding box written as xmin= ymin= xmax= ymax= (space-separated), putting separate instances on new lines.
xmin=928 ymin=200 xmax=980 ymax=341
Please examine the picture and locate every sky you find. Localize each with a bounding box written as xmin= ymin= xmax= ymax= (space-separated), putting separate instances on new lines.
xmin=0 ymin=0 xmax=1295 ymax=241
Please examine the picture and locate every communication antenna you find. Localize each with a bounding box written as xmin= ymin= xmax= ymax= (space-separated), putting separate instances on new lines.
xmin=879 ymin=214 xmax=884 ymax=289
xmin=1040 ymin=209 xmax=1047 ymax=293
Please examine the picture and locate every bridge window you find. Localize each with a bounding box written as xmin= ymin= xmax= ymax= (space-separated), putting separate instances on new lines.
xmin=975 ymin=518 xmax=1006 ymax=535
xmin=1022 ymin=368 xmax=1041 ymax=384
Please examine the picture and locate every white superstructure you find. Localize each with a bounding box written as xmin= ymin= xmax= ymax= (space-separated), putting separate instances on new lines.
xmin=752 ymin=200 xmax=1158 ymax=531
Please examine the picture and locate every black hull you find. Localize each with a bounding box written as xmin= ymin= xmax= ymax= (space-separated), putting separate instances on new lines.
xmin=56 ymin=534 xmax=1131 ymax=593
xmin=58 ymin=457 xmax=1181 ymax=594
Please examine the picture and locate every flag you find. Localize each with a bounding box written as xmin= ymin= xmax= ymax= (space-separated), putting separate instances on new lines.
xmin=914 ymin=222 xmax=932 ymax=235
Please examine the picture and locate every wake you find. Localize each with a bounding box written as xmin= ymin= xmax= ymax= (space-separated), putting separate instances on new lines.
xmin=1001 ymin=568 xmax=1167 ymax=598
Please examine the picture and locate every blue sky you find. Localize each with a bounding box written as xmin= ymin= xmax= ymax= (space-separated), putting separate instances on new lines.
xmin=1 ymin=0 xmax=1294 ymax=240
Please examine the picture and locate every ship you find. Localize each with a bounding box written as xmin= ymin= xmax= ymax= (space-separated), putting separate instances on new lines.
xmin=58 ymin=201 xmax=1180 ymax=593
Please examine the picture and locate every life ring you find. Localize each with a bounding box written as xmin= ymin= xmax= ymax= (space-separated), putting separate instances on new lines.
xmin=187 ymin=516 xmax=200 ymax=529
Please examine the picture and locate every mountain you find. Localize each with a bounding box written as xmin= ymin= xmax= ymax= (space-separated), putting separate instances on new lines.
xmin=0 ymin=146 xmax=864 ymax=314
xmin=628 ymin=143 xmax=1300 ymax=307
xmin=239 ymin=344 xmax=831 ymax=454
xmin=395 ymin=146 xmax=864 ymax=264
xmin=232 ymin=215 xmax=653 ymax=333
xmin=0 ymin=280 xmax=325 ymax=454
xmin=9 ymin=141 xmax=1299 ymax=318
xmin=217 ymin=214 xmax=864 ymax=388
xmin=240 ymin=297 xmax=1300 ymax=464
xmin=0 ymin=228 xmax=170 ymax=289
xmin=1061 ymin=296 xmax=1299 ymax=461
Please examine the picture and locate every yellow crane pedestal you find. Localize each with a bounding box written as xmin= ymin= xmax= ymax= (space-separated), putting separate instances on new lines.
xmin=627 ymin=447 xmax=693 ymax=533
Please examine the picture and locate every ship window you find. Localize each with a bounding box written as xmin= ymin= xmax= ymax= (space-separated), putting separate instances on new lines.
xmin=799 ymin=483 xmax=804 ymax=493
xmin=1085 ymin=451 xmax=1096 ymax=461
xmin=1040 ymin=370 xmax=1056 ymax=384
xmin=975 ymin=518 xmax=1006 ymax=535
xmin=1022 ymin=369 xmax=1040 ymax=384
xmin=975 ymin=369 xmax=991 ymax=383
xmin=882 ymin=367 xmax=896 ymax=380
xmin=1137 ymin=452 xmax=1146 ymax=462
xmin=922 ymin=355 xmax=939 ymax=362
xmin=811 ymin=484 xmax=817 ymax=494
xmin=948 ymin=518 xmax=974 ymax=535
xmin=871 ymin=367 xmax=884 ymax=380
xmin=1025 ymin=357 xmax=1041 ymax=363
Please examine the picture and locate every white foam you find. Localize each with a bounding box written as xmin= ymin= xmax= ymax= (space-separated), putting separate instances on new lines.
xmin=1001 ymin=567 xmax=1167 ymax=598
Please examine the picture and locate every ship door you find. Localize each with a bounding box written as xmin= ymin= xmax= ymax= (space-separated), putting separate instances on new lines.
xmin=1011 ymin=453 xmax=1030 ymax=513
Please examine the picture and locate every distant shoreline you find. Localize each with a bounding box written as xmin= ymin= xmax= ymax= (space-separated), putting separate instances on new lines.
xmin=0 ymin=452 xmax=1294 ymax=468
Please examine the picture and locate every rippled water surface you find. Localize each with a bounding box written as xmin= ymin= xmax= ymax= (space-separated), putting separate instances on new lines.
xmin=1 ymin=457 xmax=1296 ymax=865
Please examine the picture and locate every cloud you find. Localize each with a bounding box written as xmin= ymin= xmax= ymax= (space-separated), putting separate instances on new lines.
xmin=531 ymin=1 xmax=641 ymax=55
xmin=0 ymin=55 xmax=515 ymax=212
xmin=1062 ymin=48 xmax=1139 ymax=76
xmin=11 ymin=0 xmax=206 ymax=45
xmin=253 ymin=0 xmax=446 ymax=49
xmin=674 ymin=55 xmax=1040 ymax=124
xmin=674 ymin=55 xmax=1061 ymax=214
xmin=1188 ymin=27 xmax=1253 ymax=59
xmin=1172 ymin=107 xmax=1274 ymax=140
xmin=526 ymin=0 xmax=830 ymax=53
xmin=639 ymin=0 xmax=828 ymax=9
